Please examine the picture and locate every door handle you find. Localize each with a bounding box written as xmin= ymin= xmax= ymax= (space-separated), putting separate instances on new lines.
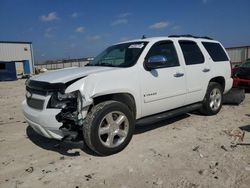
xmin=202 ymin=68 xmax=210 ymax=72
xmin=174 ymin=72 xmax=184 ymax=77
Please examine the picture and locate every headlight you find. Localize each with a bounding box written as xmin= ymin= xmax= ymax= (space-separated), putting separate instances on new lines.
xmin=52 ymin=101 xmax=67 ymax=109
xmin=57 ymin=92 xmax=77 ymax=101
xmin=48 ymin=91 xmax=78 ymax=109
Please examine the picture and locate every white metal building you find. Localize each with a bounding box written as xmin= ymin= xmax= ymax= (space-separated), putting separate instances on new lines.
xmin=226 ymin=46 xmax=250 ymax=65
xmin=0 ymin=41 xmax=34 ymax=75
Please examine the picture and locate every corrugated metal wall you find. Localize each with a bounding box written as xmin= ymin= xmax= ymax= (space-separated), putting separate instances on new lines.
xmin=247 ymin=47 xmax=250 ymax=59
xmin=226 ymin=46 xmax=250 ymax=65
xmin=0 ymin=43 xmax=33 ymax=74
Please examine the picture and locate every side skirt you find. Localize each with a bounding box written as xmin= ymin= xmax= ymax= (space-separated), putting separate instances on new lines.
xmin=136 ymin=103 xmax=202 ymax=124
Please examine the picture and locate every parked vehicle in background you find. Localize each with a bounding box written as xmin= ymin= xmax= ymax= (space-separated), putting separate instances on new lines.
xmin=233 ymin=59 xmax=250 ymax=90
xmin=22 ymin=35 xmax=233 ymax=155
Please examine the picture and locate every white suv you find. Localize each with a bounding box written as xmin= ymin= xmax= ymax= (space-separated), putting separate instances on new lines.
xmin=22 ymin=35 xmax=233 ymax=155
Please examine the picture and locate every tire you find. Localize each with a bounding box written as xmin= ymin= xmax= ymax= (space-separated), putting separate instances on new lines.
xmin=83 ymin=100 xmax=135 ymax=156
xmin=223 ymin=88 xmax=245 ymax=105
xmin=200 ymin=82 xmax=223 ymax=115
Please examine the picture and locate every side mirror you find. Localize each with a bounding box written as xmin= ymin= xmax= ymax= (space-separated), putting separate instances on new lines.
xmin=145 ymin=55 xmax=168 ymax=70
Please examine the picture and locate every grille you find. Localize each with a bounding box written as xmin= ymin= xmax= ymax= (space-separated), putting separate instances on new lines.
xmin=26 ymin=97 xmax=45 ymax=110
xmin=26 ymin=86 xmax=48 ymax=96
xmin=26 ymin=80 xmax=66 ymax=96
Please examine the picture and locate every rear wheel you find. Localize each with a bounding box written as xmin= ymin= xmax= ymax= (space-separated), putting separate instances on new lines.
xmin=200 ymin=82 xmax=223 ymax=115
xmin=83 ymin=100 xmax=135 ymax=156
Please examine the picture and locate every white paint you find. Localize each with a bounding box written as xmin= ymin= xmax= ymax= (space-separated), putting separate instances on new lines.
xmin=0 ymin=42 xmax=34 ymax=74
xmin=22 ymin=36 xmax=233 ymax=139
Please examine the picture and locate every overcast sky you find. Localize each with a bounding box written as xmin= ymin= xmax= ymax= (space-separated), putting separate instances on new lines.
xmin=0 ymin=0 xmax=250 ymax=63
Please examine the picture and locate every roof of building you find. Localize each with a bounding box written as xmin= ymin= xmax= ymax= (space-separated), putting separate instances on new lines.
xmin=0 ymin=41 xmax=32 ymax=44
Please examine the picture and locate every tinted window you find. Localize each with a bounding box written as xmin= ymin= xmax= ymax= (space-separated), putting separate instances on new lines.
xmin=0 ymin=63 xmax=6 ymax=70
xmin=240 ymin=60 xmax=250 ymax=68
xmin=88 ymin=42 xmax=148 ymax=67
xmin=202 ymin=42 xmax=229 ymax=62
xmin=146 ymin=41 xmax=179 ymax=68
xmin=179 ymin=41 xmax=204 ymax=65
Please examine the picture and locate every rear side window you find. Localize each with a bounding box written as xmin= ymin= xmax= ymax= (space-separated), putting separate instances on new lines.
xmin=179 ymin=41 xmax=204 ymax=65
xmin=202 ymin=42 xmax=229 ymax=62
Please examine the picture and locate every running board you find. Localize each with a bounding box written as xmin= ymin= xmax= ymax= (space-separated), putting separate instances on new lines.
xmin=136 ymin=103 xmax=202 ymax=124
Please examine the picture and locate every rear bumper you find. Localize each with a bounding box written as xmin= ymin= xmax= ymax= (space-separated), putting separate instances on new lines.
xmin=233 ymin=77 xmax=250 ymax=89
xmin=224 ymin=78 xmax=233 ymax=94
xmin=22 ymin=100 xmax=63 ymax=140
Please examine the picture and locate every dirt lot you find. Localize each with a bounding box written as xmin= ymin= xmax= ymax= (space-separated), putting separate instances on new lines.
xmin=0 ymin=80 xmax=250 ymax=188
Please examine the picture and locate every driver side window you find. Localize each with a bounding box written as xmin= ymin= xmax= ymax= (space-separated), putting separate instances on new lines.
xmin=146 ymin=41 xmax=180 ymax=68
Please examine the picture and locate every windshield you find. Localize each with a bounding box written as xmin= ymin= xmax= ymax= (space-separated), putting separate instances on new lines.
xmin=87 ymin=42 xmax=148 ymax=67
xmin=240 ymin=60 xmax=250 ymax=68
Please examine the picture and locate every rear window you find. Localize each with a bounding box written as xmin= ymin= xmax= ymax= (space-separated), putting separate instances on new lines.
xmin=179 ymin=41 xmax=204 ymax=65
xmin=202 ymin=42 xmax=229 ymax=62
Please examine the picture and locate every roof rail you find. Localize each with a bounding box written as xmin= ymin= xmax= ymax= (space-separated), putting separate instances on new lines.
xmin=168 ymin=34 xmax=213 ymax=40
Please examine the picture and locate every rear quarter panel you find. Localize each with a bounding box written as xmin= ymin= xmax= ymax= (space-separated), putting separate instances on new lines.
xmin=200 ymin=41 xmax=233 ymax=93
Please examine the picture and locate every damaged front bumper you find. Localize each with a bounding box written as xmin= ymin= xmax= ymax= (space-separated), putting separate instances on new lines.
xmin=23 ymin=96 xmax=90 ymax=140
xmin=23 ymin=79 xmax=92 ymax=141
xmin=22 ymin=100 xmax=64 ymax=139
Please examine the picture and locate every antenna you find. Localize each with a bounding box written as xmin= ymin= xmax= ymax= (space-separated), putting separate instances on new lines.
xmin=141 ymin=35 xmax=146 ymax=39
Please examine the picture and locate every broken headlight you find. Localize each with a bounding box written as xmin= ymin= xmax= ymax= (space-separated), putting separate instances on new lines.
xmin=48 ymin=91 xmax=78 ymax=109
xmin=57 ymin=92 xmax=77 ymax=101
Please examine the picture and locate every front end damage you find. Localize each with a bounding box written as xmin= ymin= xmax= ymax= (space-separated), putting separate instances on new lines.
xmin=25 ymin=79 xmax=92 ymax=141
xmin=54 ymin=91 xmax=91 ymax=141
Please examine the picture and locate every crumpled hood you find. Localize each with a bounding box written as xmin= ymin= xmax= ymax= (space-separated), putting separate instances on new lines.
xmin=31 ymin=66 xmax=116 ymax=83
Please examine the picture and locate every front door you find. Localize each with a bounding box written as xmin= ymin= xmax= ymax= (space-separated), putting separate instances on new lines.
xmin=140 ymin=41 xmax=187 ymax=117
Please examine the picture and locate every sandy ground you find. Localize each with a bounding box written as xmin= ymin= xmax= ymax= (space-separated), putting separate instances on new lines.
xmin=0 ymin=79 xmax=250 ymax=188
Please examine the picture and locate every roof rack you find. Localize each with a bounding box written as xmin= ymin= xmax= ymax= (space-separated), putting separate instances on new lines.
xmin=168 ymin=34 xmax=213 ymax=40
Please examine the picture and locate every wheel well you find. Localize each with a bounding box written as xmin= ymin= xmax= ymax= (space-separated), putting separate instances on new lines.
xmin=92 ymin=93 xmax=136 ymax=118
xmin=209 ymin=77 xmax=225 ymax=91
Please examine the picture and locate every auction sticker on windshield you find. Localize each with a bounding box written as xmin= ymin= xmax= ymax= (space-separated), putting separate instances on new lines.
xmin=128 ymin=43 xmax=144 ymax=49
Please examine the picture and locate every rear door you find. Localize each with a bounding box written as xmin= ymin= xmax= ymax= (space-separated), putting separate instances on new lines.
xmin=201 ymin=42 xmax=232 ymax=93
xmin=140 ymin=40 xmax=187 ymax=117
xmin=178 ymin=40 xmax=210 ymax=104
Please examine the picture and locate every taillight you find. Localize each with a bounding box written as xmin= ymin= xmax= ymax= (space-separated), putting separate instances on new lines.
xmin=230 ymin=61 xmax=233 ymax=78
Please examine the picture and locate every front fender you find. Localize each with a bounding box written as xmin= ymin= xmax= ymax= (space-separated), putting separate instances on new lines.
xmin=64 ymin=73 xmax=141 ymax=119
xmin=65 ymin=77 xmax=93 ymax=107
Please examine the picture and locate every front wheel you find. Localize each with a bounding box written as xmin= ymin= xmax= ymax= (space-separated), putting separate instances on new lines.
xmin=83 ymin=100 xmax=135 ymax=156
xmin=200 ymin=82 xmax=223 ymax=115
